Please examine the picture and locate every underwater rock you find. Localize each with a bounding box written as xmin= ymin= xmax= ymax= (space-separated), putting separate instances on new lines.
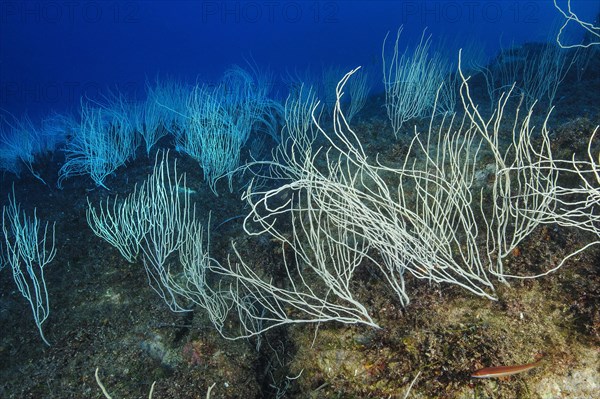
xmin=139 ymin=332 xmax=181 ymax=370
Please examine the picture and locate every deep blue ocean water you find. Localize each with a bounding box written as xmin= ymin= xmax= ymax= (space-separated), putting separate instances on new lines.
xmin=1 ymin=0 xmax=597 ymax=119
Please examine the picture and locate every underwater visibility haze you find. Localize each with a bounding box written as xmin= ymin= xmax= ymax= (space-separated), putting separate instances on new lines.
xmin=1 ymin=1 xmax=599 ymax=398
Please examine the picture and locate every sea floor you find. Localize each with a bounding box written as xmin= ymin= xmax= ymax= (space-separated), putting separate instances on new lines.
xmin=1 ymin=71 xmax=599 ymax=398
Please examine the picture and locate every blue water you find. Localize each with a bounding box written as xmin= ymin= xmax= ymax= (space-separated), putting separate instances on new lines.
xmin=1 ymin=0 xmax=597 ymax=120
